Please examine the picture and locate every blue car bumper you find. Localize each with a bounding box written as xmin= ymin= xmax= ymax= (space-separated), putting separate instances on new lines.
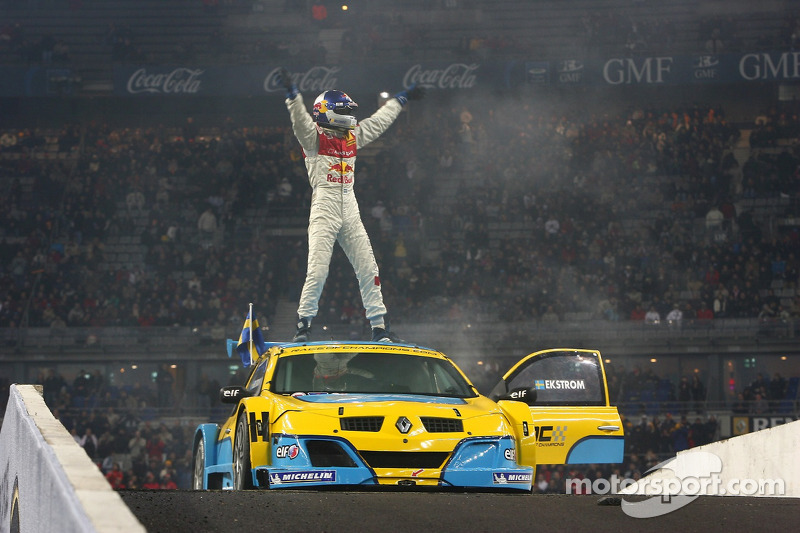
xmin=256 ymin=434 xmax=532 ymax=491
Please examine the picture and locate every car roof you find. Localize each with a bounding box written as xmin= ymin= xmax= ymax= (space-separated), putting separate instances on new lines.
xmin=267 ymin=341 xmax=443 ymax=359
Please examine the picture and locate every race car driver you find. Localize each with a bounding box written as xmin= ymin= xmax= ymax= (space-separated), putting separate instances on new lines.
xmin=277 ymin=68 xmax=424 ymax=343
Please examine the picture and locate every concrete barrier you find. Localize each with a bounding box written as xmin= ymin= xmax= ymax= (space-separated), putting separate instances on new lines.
xmin=0 ymin=385 xmax=146 ymax=533
xmin=622 ymin=419 xmax=800 ymax=498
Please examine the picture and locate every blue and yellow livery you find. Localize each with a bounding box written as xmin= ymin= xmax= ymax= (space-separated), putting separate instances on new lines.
xmin=192 ymin=343 xmax=623 ymax=492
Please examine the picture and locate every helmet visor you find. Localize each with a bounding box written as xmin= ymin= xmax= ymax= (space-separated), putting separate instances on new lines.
xmin=333 ymin=104 xmax=357 ymax=116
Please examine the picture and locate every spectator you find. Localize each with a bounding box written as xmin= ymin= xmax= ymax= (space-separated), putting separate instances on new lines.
xmin=644 ymin=306 xmax=661 ymax=325
xmin=750 ymin=393 xmax=769 ymax=414
xmin=197 ymin=208 xmax=217 ymax=238
xmin=106 ymin=462 xmax=125 ymax=489
xmin=678 ymin=376 xmax=691 ymax=405
xmin=696 ymin=302 xmax=714 ymax=321
xmin=769 ymin=373 xmax=786 ymax=408
xmin=705 ymin=205 xmax=724 ymax=230
xmin=311 ymin=2 xmax=328 ymax=23
xmin=128 ymin=430 xmax=147 ymax=459
xmin=629 ymin=303 xmax=646 ymax=321
xmin=156 ymin=364 xmax=174 ymax=409
xmin=666 ymin=304 xmax=683 ymax=328
xmin=142 ymin=471 xmax=161 ymax=490
xmin=160 ymin=472 xmax=178 ymax=490
xmin=79 ymin=427 xmax=99 ymax=459
xmin=691 ymin=375 xmax=706 ymax=410
xmin=540 ymin=305 xmax=560 ymax=323
xmin=126 ymin=188 xmax=145 ymax=215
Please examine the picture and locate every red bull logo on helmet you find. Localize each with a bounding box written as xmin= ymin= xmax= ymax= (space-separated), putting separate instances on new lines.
xmin=315 ymin=99 xmax=329 ymax=114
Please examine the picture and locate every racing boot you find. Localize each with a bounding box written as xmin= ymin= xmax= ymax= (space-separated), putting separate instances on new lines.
xmin=371 ymin=327 xmax=404 ymax=343
xmin=293 ymin=318 xmax=311 ymax=343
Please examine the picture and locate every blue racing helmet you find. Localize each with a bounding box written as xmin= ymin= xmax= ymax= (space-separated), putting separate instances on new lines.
xmin=313 ymin=90 xmax=358 ymax=130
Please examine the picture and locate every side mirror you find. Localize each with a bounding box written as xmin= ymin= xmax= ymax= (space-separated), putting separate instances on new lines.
xmin=498 ymin=387 xmax=537 ymax=406
xmin=219 ymin=386 xmax=252 ymax=404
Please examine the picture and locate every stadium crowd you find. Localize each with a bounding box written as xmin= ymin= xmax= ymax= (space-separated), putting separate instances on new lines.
xmin=1 ymin=98 xmax=799 ymax=336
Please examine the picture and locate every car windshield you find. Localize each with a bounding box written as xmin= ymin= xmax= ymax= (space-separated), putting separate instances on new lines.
xmin=272 ymin=351 xmax=476 ymax=398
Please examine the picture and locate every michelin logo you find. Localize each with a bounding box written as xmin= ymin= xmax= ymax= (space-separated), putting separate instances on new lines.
xmin=534 ymin=379 xmax=586 ymax=390
xmin=269 ymin=470 xmax=336 ymax=484
xmin=493 ymin=472 xmax=533 ymax=485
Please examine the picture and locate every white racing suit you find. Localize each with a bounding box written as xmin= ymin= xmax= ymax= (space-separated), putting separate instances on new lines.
xmin=287 ymin=93 xmax=403 ymax=324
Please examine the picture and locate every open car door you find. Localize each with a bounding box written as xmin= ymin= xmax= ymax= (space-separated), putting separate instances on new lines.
xmin=491 ymin=349 xmax=623 ymax=466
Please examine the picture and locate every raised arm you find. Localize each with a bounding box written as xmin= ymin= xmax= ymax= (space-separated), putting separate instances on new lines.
xmin=279 ymin=67 xmax=318 ymax=154
xmin=357 ymin=85 xmax=426 ymax=148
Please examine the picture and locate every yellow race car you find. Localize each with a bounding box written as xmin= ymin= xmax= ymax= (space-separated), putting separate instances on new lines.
xmin=192 ymin=341 xmax=623 ymax=491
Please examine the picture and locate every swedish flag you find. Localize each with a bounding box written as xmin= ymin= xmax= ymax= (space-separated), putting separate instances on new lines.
xmin=236 ymin=309 xmax=267 ymax=367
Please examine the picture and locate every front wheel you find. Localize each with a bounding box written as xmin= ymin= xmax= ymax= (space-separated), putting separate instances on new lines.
xmin=233 ymin=414 xmax=254 ymax=490
xmin=192 ymin=437 xmax=206 ymax=490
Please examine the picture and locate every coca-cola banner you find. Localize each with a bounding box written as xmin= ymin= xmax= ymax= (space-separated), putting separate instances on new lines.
xmin=4 ymin=50 xmax=797 ymax=98
xmin=112 ymin=52 xmax=800 ymax=98
xmin=113 ymin=62 xmax=490 ymax=98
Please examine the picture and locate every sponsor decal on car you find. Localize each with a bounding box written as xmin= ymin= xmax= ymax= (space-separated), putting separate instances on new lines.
xmin=534 ymin=379 xmax=586 ymax=390
xmin=534 ymin=425 xmax=568 ymax=446
xmin=493 ymin=472 xmax=532 ymax=485
xmin=276 ymin=444 xmax=300 ymax=460
xmin=269 ymin=470 xmax=337 ymax=484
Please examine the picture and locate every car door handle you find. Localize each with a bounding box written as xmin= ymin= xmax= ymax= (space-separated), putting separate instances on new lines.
xmin=597 ymin=425 xmax=620 ymax=431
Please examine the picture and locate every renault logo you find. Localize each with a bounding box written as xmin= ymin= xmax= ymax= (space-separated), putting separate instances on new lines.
xmin=395 ymin=416 xmax=412 ymax=434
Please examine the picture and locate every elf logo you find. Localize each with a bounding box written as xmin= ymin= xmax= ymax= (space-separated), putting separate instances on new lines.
xmin=276 ymin=444 xmax=300 ymax=460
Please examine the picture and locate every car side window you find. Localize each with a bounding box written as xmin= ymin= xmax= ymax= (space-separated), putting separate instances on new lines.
xmin=247 ymin=359 xmax=268 ymax=395
xmin=505 ymin=351 xmax=605 ymax=406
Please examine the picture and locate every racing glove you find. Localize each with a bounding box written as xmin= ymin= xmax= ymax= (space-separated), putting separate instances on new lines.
xmin=278 ymin=67 xmax=298 ymax=100
xmin=393 ymin=84 xmax=425 ymax=106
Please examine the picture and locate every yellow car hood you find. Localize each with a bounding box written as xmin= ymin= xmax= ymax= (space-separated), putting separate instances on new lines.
xmin=268 ymin=393 xmax=510 ymax=441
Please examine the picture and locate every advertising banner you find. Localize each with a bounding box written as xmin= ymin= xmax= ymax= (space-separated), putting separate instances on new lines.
xmin=731 ymin=415 xmax=798 ymax=435
xmin=110 ymin=51 xmax=800 ymax=98
xmin=2 ymin=49 xmax=799 ymax=97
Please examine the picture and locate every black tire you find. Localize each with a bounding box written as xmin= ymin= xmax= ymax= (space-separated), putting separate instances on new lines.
xmin=234 ymin=414 xmax=254 ymax=490
xmin=192 ymin=437 xmax=206 ymax=490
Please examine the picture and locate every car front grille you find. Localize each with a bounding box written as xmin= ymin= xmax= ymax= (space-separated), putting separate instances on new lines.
xmin=420 ymin=417 xmax=464 ymax=433
xmin=359 ymin=451 xmax=450 ymax=469
xmin=306 ymin=440 xmax=357 ymax=468
xmin=340 ymin=416 xmax=384 ymax=432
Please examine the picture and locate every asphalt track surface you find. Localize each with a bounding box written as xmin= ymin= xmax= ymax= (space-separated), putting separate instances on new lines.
xmin=119 ymin=490 xmax=799 ymax=533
